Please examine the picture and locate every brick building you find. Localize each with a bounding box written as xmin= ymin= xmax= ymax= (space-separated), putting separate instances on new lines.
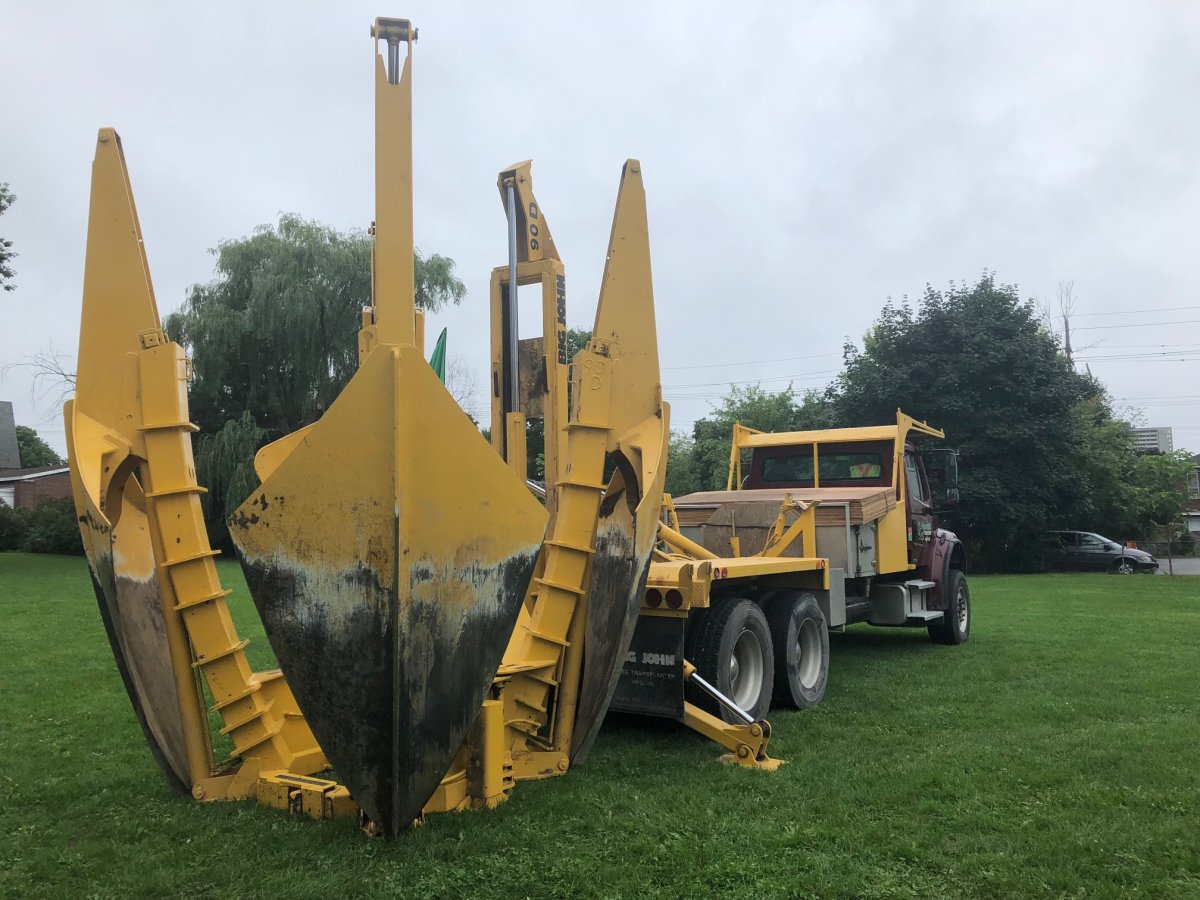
xmin=0 ymin=466 xmax=72 ymax=509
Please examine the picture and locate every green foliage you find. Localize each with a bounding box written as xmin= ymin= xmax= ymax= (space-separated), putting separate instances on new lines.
xmin=163 ymin=214 xmax=465 ymax=545
xmin=664 ymin=430 xmax=698 ymax=497
xmin=194 ymin=412 xmax=267 ymax=548
xmin=0 ymin=503 xmax=29 ymax=550
xmin=15 ymin=426 xmax=63 ymax=467
xmin=828 ymin=273 xmax=1122 ymax=570
xmin=0 ymin=498 xmax=83 ymax=554
xmin=1128 ymin=451 xmax=1195 ymax=529
xmin=0 ymin=182 xmax=15 ymax=291
xmin=679 ymin=385 xmax=832 ymax=495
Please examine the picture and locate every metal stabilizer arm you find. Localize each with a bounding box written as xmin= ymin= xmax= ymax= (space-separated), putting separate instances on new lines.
xmin=681 ymin=661 xmax=783 ymax=770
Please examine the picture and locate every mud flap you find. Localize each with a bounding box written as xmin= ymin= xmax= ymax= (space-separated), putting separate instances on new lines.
xmin=230 ymin=348 xmax=547 ymax=836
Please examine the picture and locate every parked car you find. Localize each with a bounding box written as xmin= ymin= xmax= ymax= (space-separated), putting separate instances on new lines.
xmin=1046 ymin=531 xmax=1158 ymax=574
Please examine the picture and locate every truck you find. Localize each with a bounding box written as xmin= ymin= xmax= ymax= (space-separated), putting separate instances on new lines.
xmin=613 ymin=411 xmax=970 ymax=724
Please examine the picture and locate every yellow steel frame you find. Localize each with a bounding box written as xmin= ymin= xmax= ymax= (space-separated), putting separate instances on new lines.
xmin=726 ymin=409 xmax=944 ymax=492
xmin=489 ymin=162 xmax=569 ymax=506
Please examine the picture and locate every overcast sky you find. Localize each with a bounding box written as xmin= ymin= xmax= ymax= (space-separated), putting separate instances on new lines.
xmin=4 ymin=1 xmax=1199 ymax=457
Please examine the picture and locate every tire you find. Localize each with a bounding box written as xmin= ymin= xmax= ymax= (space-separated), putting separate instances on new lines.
xmin=928 ymin=569 xmax=970 ymax=645
xmin=691 ymin=597 xmax=774 ymax=723
xmin=764 ymin=592 xmax=829 ymax=710
xmin=1113 ymin=557 xmax=1137 ymax=575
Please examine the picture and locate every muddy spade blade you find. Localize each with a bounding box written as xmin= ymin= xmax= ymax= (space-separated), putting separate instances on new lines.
xmin=230 ymin=348 xmax=547 ymax=835
xmin=571 ymin=161 xmax=670 ymax=762
xmin=64 ymin=129 xmax=198 ymax=792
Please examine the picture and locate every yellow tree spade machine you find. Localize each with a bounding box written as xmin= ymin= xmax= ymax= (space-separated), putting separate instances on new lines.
xmin=66 ymin=17 xmax=787 ymax=837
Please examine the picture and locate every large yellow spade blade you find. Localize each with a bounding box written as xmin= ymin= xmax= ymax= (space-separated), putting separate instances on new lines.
xmin=229 ymin=346 xmax=547 ymax=835
xmin=570 ymin=161 xmax=670 ymax=762
xmin=64 ymin=129 xmax=198 ymax=793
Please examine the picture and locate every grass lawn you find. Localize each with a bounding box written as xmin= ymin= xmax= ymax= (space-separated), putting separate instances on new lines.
xmin=1 ymin=552 xmax=1197 ymax=898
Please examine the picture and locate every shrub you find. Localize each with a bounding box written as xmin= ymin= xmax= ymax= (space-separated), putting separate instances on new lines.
xmin=0 ymin=503 xmax=32 ymax=551
xmin=0 ymin=498 xmax=84 ymax=555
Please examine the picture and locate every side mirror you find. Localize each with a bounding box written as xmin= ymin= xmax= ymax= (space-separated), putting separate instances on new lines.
xmin=920 ymin=447 xmax=960 ymax=513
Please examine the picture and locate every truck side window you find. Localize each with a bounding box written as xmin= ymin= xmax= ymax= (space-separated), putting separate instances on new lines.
xmin=904 ymin=452 xmax=928 ymax=507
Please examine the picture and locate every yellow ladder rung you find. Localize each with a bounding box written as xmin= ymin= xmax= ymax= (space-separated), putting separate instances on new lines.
xmin=175 ymin=587 xmax=232 ymax=612
xmin=516 ymin=697 xmax=549 ymax=714
xmin=144 ymin=485 xmax=207 ymax=498
xmin=162 ymin=548 xmax=221 ymax=568
xmin=210 ymin=680 xmax=262 ymax=711
xmin=558 ymin=478 xmax=605 ymax=492
xmin=219 ymin=699 xmax=274 ymax=735
xmin=139 ymin=420 xmax=200 ymax=433
xmin=533 ymin=576 xmax=584 ymax=596
xmin=542 ymin=538 xmax=595 ymax=556
xmin=192 ymin=639 xmax=250 ymax=668
xmin=230 ymin=721 xmax=284 ymax=755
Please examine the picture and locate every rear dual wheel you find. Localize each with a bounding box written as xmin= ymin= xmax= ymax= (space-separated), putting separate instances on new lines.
xmin=690 ymin=598 xmax=774 ymax=723
xmin=689 ymin=593 xmax=830 ymax=723
xmin=764 ymin=592 xmax=829 ymax=710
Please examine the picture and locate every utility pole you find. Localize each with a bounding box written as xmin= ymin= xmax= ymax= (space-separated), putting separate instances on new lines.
xmin=1058 ymin=279 xmax=1076 ymax=366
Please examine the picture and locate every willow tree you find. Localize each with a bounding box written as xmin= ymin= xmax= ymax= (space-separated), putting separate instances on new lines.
xmin=165 ymin=213 xmax=466 ymax=547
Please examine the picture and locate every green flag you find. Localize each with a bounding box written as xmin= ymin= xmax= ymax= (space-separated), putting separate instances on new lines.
xmin=429 ymin=327 xmax=447 ymax=383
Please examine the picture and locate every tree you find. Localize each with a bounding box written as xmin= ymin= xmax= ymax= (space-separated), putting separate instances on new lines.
xmin=164 ymin=214 xmax=466 ymax=546
xmin=1127 ymin=451 xmax=1194 ymax=534
xmin=0 ymin=182 xmax=15 ymax=291
xmin=827 ymin=272 xmax=1125 ymax=570
xmin=15 ymin=426 xmax=63 ymax=468
xmin=166 ymin=214 xmax=465 ymax=438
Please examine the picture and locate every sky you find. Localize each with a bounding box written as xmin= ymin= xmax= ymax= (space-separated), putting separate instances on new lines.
xmin=3 ymin=1 xmax=1199 ymax=457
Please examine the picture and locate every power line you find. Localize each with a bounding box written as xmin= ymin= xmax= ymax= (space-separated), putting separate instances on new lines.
xmin=1073 ymin=318 xmax=1200 ymax=332
xmin=664 ymin=368 xmax=840 ymax=390
xmin=662 ymin=351 xmax=843 ymax=372
xmin=1072 ymin=305 xmax=1200 ymax=317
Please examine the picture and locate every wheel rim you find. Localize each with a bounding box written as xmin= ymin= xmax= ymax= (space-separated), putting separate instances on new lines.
xmin=796 ymin=617 xmax=823 ymax=689
xmin=729 ymin=628 xmax=764 ymax=710
xmin=956 ymin=585 xmax=969 ymax=633
xmin=1118 ymin=561 xmax=1134 ymax=574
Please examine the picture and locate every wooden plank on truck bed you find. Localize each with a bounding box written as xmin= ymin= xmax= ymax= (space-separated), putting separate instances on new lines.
xmin=673 ymin=487 xmax=896 ymax=527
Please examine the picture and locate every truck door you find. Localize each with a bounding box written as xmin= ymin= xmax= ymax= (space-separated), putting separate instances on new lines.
xmin=904 ymin=449 xmax=933 ymax=567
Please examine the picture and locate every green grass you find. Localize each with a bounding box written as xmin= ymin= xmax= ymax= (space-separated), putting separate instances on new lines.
xmin=1 ymin=553 xmax=1197 ymax=899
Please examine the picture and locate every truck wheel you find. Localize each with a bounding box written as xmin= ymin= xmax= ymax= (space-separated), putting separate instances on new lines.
xmin=928 ymin=569 xmax=970 ymax=645
xmin=692 ymin=598 xmax=774 ymax=724
xmin=764 ymin=592 xmax=829 ymax=710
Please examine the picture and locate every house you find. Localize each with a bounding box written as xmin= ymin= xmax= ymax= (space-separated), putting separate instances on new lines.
xmin=1186 ymin=453 xmax=1200 ymax=537
xmin=0 ymin=465 xmax=72 ymax=509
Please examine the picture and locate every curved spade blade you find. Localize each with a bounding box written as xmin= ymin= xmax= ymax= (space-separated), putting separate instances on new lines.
xmin=66 ymin=432 xmax=193 ymax=793
xmin=569 ymin=161 xmax=670 ymax=762
xmin=230 ymin=348 xmax=547 ymax=835
xmin=65 ymin=129 xmax=198 ymax=792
